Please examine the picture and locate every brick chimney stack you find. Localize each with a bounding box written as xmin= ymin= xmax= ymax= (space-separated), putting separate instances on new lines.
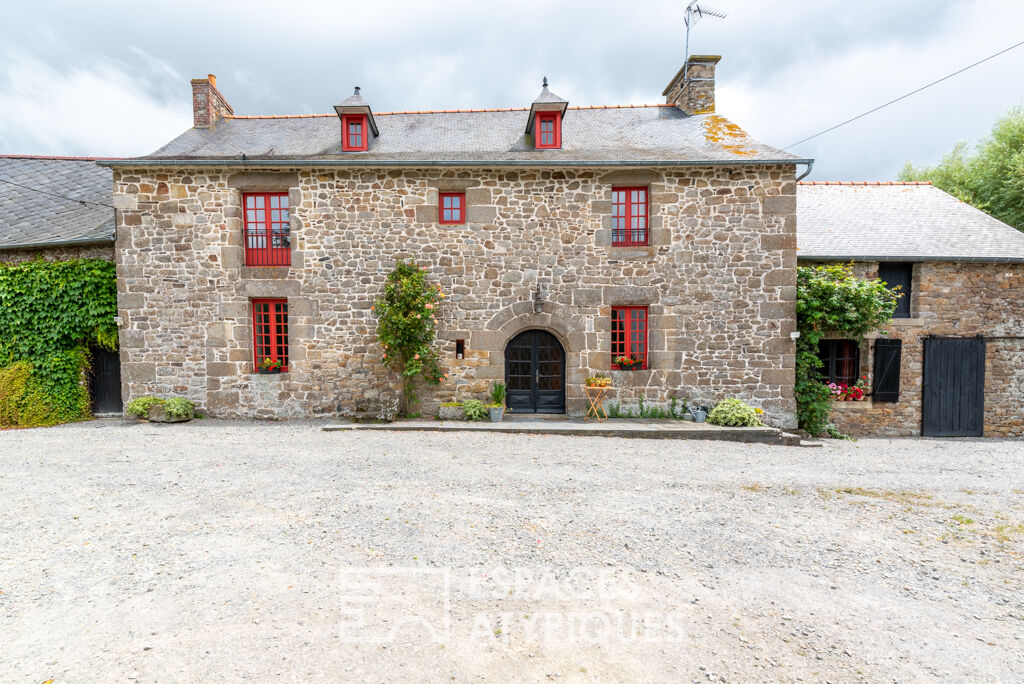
xmin=191 ymin=74 xmax=234 ymax=128
xmin=663 ymin=55 xmax=721 ymax=115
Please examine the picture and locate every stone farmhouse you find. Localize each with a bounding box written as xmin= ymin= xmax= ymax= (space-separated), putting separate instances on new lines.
xmin=0 ymin=155 xmax=123 ymax=415
xmin=102 ymin=58 xmax=812 ymax=425
xmin=798 ymin=182 xmax=1024 ymax=438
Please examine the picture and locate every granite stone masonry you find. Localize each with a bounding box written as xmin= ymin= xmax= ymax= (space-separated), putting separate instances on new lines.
xmin=823 ymin=261 xmax=1024 ymax=438
xmin=113 ymin=165 xmax=799 ymax=424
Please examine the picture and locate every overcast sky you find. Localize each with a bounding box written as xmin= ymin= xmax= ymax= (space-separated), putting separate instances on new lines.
xmin=1 ymin=0 xmax=1022 ymax=180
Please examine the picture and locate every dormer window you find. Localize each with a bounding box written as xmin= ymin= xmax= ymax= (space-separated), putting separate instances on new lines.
xmin=342 ymin=114 xmax=367 ymax=151
xmin=334 ymin=87 xmax=378 ymax=152
xmin=535 ymin=112 xmax=561 ymax=149
xmin=526 ymin=77 xmax=568 ymax=152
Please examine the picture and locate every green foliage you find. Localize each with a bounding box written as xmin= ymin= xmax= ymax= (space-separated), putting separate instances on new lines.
xmin=373 ymin=261 xmax=444 ymax=415
xmin=163 ymin=397 xmax=195 ymax=418
xmin=707 ymin=398 xmax=764 ymax=427
xmin=796 ymin=264 xmax=898 ymax=436
xmin=606 ymin=395 xmax=688 ymax=420
xmin=0 ymin=361 xmax=33 ymax=426
xmin=490 ymin=382 xmax=507 ymax=406
xmin=127 ymin=396 xmax=164 ymax=417
xmin=461 ymin=399 xmax=488 ymax=421
xmin=0 ymin=258 xmax=116 ymax=427
xmin=899 ymin=105 xmax=1024 ymax=231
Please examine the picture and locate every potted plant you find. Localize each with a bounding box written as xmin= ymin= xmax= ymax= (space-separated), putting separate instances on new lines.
xmin=614 ymin=356 xmax=644 ymax=370
xmin=258 ymin=357 xmax=282 ymax=374
xmin=488 ymin=382 xmax=506 ymax=422
xmin=842 ymin=376 xmax=869 ymax=401
xmin=586 ymin=376 xmax=611 ymax=388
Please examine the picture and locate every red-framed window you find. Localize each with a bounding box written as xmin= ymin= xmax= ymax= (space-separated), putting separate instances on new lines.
xmin=611 ymin=187 xmax=648 ymax=246
xmin=253 ymin=299 xmax=289 ymax=372
xmin=611 ymin=306 xmax=648 ymax=369
xmin=535 ymin=111 xmax=561 ymax=149
xmin=244 ymin=193 xmax=291 ymax=266
xmin=342 ymin=114 xmax=368 ymax=151
xmin=439 ymin=192 xmax=466 ymax=224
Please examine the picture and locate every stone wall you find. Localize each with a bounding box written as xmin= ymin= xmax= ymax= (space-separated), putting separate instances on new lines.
xmin=0 ymin=243 xmax=114 ymax=264
xmin=113 ymin=165 xmax=798 ymax=425
xmin=816 ymin=261 xmax=1024 ymax=438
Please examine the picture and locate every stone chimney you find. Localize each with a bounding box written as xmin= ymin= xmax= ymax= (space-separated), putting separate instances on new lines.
xmin=663 ymin=55 xmax=721 ymax=115
xmin=191 ymin=74 xmax=234 ymax=128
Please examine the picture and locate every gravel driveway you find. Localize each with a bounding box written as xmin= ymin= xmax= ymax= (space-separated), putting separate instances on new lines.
xmin=2 ymin=420 xmax=1023 ymax=682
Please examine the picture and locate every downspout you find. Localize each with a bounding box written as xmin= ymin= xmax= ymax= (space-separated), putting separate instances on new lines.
xmin=796 ymin=160 xmax=814 ymax=182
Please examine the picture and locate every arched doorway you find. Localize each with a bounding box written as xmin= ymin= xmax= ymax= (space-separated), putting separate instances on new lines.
xmin=505 ymin=330 xmax=565 ymax=414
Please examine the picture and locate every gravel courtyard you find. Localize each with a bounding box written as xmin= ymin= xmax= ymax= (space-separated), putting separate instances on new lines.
xmin=2 ymin=421 xmax=1023 ymax=682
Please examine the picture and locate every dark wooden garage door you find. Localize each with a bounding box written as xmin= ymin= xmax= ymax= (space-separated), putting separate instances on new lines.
xmin=505 ymin=330 xmax=565 ymax=414
xmin=922 ymin=336 xmax=985 ymax=437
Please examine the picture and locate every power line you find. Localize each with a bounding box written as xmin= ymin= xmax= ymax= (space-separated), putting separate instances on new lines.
xmin=0 ymin=175 xmax=115 ymax=210
xmin=785 ymin=38 xmax=1024 ymax=150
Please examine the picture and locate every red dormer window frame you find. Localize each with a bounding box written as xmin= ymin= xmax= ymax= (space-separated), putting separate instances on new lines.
xmin=534 ymin=111 xmax=561 ymax=149
xmin=342 ymin=114 xmax=368 ymax=151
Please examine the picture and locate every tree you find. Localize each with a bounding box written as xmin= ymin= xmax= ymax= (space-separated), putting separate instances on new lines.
xmin=899 ymin=105 xmax=1024 ymax=231
xmin=373 ymin=261 xmax=445 ymax=415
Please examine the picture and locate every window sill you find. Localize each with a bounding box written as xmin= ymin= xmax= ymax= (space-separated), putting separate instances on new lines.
xmin=831 ymin=399 xmax=873 ymax=409
xmin=242 ymin=266 xmax=291 ymax=279
xmin=888 ymin=317 xmax=924 ymax=327
xmin=604 ymin=245 xmax=657 ymax=261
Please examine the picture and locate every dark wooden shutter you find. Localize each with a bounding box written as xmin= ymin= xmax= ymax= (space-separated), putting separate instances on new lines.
xmin=878 ymin=262 xmax=912 ymax=318
xmin=871 ymin=338 xmax=902 ymax=402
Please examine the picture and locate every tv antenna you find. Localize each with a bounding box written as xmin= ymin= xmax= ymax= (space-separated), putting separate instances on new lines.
xmin=684 ymin=1 xmax=727 ymax=65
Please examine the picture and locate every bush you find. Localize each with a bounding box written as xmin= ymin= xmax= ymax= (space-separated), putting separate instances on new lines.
xmin=0 ymin=361 xmax=33 ymax=427
xmin=126 ymin=396 xmax=164 ymax=417
xmin=708 ymin=399 xmax=764 ymax=427
xmin=163 ymin=397 xmax=195 ymax=418
xmin=461 ymin=399 xmax=488 ymax=421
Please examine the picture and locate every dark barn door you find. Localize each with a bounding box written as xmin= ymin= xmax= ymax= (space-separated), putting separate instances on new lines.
xmin=922 ymin=337 xmax=985 ymax=437
xmin=505 ymin=330 xmax=565 ymax=414
xmin=89 ymin=346 xmax=123 ymax=415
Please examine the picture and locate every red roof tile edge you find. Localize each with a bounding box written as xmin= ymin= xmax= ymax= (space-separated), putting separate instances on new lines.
xmin=224 ymin=104 xmax=677 ymax=119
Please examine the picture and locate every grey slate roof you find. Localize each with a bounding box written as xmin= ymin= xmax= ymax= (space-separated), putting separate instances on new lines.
xmin=797 ymin=182 xmax=1024 ymax=263
xmin=0 ymin=156 xmax=115 ymax=249
xmin=112 ymin=106 xmax=808 ymax=167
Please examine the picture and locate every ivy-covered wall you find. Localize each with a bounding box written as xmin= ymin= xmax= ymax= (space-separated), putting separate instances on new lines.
xmin=0 ymin=258 xmax=117 ymax=427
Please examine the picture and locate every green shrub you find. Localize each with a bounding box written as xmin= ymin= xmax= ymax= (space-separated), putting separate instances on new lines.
xmin=163 ymin=397 xmax=195 ymax=418
xmin=461 ymin=399 xmax=488 ymax=421
xmin=0 ymin=361 xmax=33 ymax=427
xmin=127 ymin=396 xmax=164 ymax=417
xmin=708 ymin=398 xmax=765 ymax=427
xmin=490 ymin=382 xmax=506 ymax=405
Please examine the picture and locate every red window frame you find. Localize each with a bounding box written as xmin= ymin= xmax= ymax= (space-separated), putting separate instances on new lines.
xmin=611 ymin=187 xmax=649 ymax=246
xmin=341 ymin=114 xmax=368 ymax=151
xmin=611 ymin=306 xmax=648 ymax=369
xmin=535 ymin=111 xmax=561 ymax=149
xmin=438 ymin=192 xmax=466 ymax=224
xmin=243 ymin=192 xmax=291 ymax=266
xmin=252 ymin=299 xmax=289 ymax=372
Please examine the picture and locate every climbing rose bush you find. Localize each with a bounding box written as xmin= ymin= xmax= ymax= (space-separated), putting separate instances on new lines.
xmin=373 ymin=261 xmax=445 ymax=414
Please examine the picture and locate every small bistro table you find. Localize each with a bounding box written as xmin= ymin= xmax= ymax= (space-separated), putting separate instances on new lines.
xmin=584 ymin=385 xmax=611 ymax=422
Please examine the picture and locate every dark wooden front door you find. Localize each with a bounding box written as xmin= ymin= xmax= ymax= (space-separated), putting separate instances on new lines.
xmin=89 ymin=346 xmax=123 ymax=415
xmin=922 ymin=336 xmax=985 ymax=437
xmin=505 ymin=330 xmax=565 ymax=414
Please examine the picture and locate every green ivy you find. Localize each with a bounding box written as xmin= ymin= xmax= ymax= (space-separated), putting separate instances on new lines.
xmin=0 ymin=258 xmax=117 ymax=427
xmin=373 ymin=261 xmax=444 ymax=415
xmin=796 ymin=263 xmax=898 ymax=436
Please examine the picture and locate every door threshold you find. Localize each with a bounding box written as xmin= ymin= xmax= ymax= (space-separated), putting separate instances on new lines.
xmin=505 ymin=413 xmax=570 ymax=421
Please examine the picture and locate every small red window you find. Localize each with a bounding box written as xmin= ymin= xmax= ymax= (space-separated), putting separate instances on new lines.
xmin=253 ymin=299 xmax=289 ymax=372
xmin=342 ymin=114 xmax=368 ymax=151
xmin=611 ymin=187 xmax=648 ymax=246
xmin=611 ymin=306 xmax=648 ymax=369
xmin=535 ymin=112 xmax=561 ymax=149
xmin=439 ymin=192 xmax=465 ymax=224
xmin=244 ymin=193 xmax=290 ymax=266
